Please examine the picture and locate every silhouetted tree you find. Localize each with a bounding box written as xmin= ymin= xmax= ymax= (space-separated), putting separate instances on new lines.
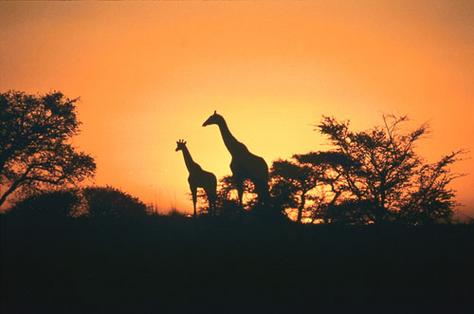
xmin=315 ymin=115 xmax=462 ymax=224
xmin=216 ymin=175 xmax=258 ymax=212
xmin=270 ymin=159 xmax=319 ymax=223
xmin=8 ymin=189 xmax=81 ymax=221
xmin=83 ymin=186 xmax=148 ymax=218
xmin=295 ymin=151 xmax=361 ymax=223
xmin=399 ymin=152 xmax=461 ymax=224
xmin=0 ymin=91 xmax=96 ymax=207
xmin=215 ymin=175 xmax=246 ymax=216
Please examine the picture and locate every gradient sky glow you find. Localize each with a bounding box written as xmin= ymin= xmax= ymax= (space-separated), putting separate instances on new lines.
xmin=1 ymin=1 xmax=473 ymax=216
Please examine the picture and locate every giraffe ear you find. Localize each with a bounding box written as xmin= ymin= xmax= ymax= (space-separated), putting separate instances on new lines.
xmin=214 ymin=110 xmax=217 ymax=115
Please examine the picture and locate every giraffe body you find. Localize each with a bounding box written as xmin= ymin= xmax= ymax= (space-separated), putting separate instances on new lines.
xmin=202 ymin=111 xmax=269 ymax=205
xmin=176 ymin=140 xmax=217 ymax=217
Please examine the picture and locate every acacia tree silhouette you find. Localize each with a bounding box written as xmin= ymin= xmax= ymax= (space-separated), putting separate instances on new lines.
xmin=270 ymin=159 xmax=319 ymax=223
xmin=294 ymin=151 xmax=362 ymax=223
xmin=0 ymin=91 xmax=95 ymax=207
xmin=266 ymin=115 xmax=463 ymax=224
xmin=308 ymin=115 xmax=463 ymax=224
xmin=202 ymin=111 xmax=269 ymax=207
xmin=271 ymin=152 xmax=353 ymax=223
xmin=216 ymin=175 xmax=257 ymax=213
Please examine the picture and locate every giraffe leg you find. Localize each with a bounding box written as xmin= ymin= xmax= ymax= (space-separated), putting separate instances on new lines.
xmin=256 ymin=180 xmax=269 ymax=205
xmin=191 ymin=187 xmax=197 ymax=218
xmin=236 ymin=181 xmax=244 ymax=208
xmin=210 ymin=193 xmax=217 ymax=216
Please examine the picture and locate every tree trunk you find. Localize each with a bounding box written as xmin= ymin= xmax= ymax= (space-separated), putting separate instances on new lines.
xmin=0 ymin=179 xmax=22 ymax=207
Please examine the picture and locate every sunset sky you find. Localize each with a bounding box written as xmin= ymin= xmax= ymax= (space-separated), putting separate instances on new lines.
xmin=1 ymin=1 xmax=473 ymax=216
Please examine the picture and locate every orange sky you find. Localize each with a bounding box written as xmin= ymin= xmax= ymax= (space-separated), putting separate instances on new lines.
xmin=1 ymin=1 xmax=473 ymax=216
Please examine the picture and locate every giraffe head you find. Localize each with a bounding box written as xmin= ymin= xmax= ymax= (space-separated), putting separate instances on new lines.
xmin=202 ymin=110 xmax=224 ymax=127
xmin=175 ymin=139 xmax=187 ymax=152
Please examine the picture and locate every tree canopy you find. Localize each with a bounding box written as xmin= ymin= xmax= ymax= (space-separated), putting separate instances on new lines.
xmin=267 ymin=115 xmax=463 ymax=224
xmin=0 ymin=91 xmax=95 ymax=207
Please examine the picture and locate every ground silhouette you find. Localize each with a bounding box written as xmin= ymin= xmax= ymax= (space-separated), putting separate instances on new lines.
xmin=202 ymin=111 xmax=269 ymax=206
xmin=1 ymin=212 xmax=473 ymax=313
xmin=176 ymin=139 xmax=217 ymax=217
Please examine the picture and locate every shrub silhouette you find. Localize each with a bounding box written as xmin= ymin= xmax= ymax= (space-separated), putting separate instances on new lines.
xmin=8 ymin=189 xmax=80 ymax=221
xmin=7 ymin=186 xmax=148 ymax=220
xmin=83 ymin=186 xmax=148 ymax=218
xmin=316 ymin=200 xmax=376 ymax=224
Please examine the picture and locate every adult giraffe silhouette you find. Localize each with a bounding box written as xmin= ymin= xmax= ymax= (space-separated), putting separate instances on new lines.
xmin=175 ymin=140 xmax=217 ymax=217
xmin=202 ymin=111 xmax=269 ymax=206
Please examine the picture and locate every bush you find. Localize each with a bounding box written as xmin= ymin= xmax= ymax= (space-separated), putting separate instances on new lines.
xmin=83 ymin=186 xmax=148 ymax=218
xmin=8 ymin=189 xmax=80 ymax=221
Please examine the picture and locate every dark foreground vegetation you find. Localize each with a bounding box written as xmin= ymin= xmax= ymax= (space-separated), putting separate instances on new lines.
xmin=2 ymin=213 xmax=474 ymax=314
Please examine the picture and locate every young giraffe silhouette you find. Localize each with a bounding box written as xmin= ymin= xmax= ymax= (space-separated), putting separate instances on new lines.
xmin=175 ymin=140 xmax=217 ymax=217
xmin=202 ymin=111 xmax=269 ymax=206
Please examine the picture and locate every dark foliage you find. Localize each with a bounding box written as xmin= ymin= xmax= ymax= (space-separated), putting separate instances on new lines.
xmin=7 ymin=189 xmax=80 ymax=221
xmin=270 ymin=158 xmax=319 ymax=222
xmin=0 ymin=91 xmax=96 ymax=207
xmin=7 ymin=186 xmax=148 ymax=219
xmin=216 ymin=175 xmax=256 ymax=211
xmin=82 ymin=186 xmax=148 ymax=218
xmin=315 ymin=115 xmax=463 ymax=224
xmin=198 ymin=175 xmax=257 ymax=217
xmin=269 ymin=115 xmax=463 ymax=224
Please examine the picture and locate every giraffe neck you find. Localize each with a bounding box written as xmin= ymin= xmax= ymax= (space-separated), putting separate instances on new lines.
xmin=218 ymin=119 xmax=245 ymax=156
xmin=181 ymin=147 xmax=199 ymax=174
